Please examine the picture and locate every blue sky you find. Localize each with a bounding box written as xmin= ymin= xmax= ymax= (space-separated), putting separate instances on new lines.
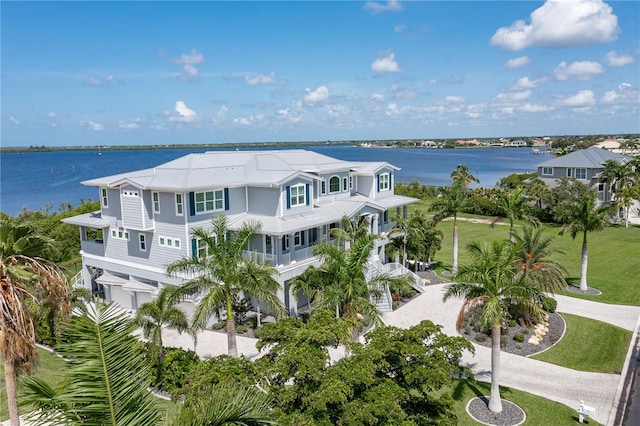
xmin=2 ymin=0 xmax=639 ymax=147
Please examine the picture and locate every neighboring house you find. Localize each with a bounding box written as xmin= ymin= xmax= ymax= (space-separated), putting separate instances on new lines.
xmin=63 ymin=149 xmax=418 ymax=318
xmin=536 ymin=146 xmax=634 ymax=205
xmin=508 ymin=139 xmax=527 ymax=147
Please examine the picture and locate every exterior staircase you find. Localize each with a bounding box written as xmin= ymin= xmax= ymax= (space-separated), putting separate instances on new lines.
xmin=366 ymin=259 xmax=426 ymax=313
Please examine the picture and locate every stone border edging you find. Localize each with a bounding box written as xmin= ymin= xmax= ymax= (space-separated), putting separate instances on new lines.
xmin=465 ymin=396 xmax=526 ymax=426
xmin=525 ymin=312 xmax=567 ymax=358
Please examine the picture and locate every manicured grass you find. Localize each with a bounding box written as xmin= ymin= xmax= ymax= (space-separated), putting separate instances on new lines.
xmin=411 ymin=200 xmax=640 ymax=306
xmin=531 ymin=313 xmax=632 ymax=373
xmin=451 ymin=380 xmax=602 ymax=425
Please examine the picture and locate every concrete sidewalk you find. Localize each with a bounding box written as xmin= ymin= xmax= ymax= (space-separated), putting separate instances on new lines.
xmin=161 ymin=284 xmax=640 ymax=426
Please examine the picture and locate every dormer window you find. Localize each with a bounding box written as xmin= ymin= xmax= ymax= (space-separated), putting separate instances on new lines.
xmin=329 ymin=176 xmax=340 ymax=193
xmin=379 ymin=173 xmax=390 ymax=191
xmin=290 ymin=184 xmax=306 ymax=207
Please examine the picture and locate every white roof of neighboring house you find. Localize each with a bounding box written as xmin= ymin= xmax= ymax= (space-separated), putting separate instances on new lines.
xmin=595 ymin=140 xmax=621 ymax=150
xmin=82 ymin=150 xmax=398 ymax=191
xmin=536 ymin=147 xmax=632 ymax=169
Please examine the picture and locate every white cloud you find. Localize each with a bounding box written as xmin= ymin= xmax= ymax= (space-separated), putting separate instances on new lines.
xmin=445 ymin=95 xmax=465 ymax=103
xmin=511 ymin=76 xmax=547 ymax=90
xmin=394 ymin=24 xmax=406 ymax=33
xmin=212 ymin=105 xmax=228 ymax=124
xmin=494 ymin=90 xmax=532 ymax=103
xmin=519 ymin=103 xmax=554 ymax=112
xmin=277 ymin=100 xmax=304 ymax=123
xmin=169 ymin=101 xmax=199 ymax=123
xmin=118 ymin=118 xmax=141 ymax=129
xmin=601 ymin=91 xmax=618 ymax=103
xmin=81 ymin=120 xmax=104 ymax=131
xmin=559 ymin=90 xmax=596 ymax=107
xmin=604 ymin=50 xmax=634 ymax=67
xmin=85 ymin=72 xmax=116 ymax=87
xmin=327 ymin=104 xmax=351 ymax=118
xmin=304 ymin=85 xmax=330 ymax=103
xmin=371 ymin=93 xmax=385 ymax=102
xmin=171 ymin=49 xmax=204 ymax=82
xmin=385 ymin=102 xmax=400 ymax=117
xmin=490 ymin=0 xmax=619 ymax=51
xmin=245 ymin=72 xmax=280 ymax=85
xmin=553 ymin=61 xmax=604 ymax=81
xmin=505 ymin=56 xmax=531 ymax=69
xmin=233 ymin=117 xmax=252 ymax=126
xmin=363 ymin=0 xmax=403 ymax=14
xmin=371 ymin=51 xmax=401 ymax=73
xmin=9 ymin=115 xmax=20 ymax=125
xmin=619 ymin=82 xmax=632 ymax=90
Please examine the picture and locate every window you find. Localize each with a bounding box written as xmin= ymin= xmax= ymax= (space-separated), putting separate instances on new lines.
xmin=159 ymin=236 xmax=181 ymax=249
xmin=290 ymin=184 xmax=306 ymax=207
xmin=575 ymin=168 xmax=587 ymax=180
xmin=195 ymin=190 xmax=224 ymax=213
xmin=282 ymin=235 xmax=290 ymax=251
xmin=329 ymin=176 xmax=340 ymax=193
xmin=101 ymin=188 xmax=108 ymax=207
xmin=139 ymin=234 xmax=146 ymax=251
xmin=110 ymin=228 xmax=130 ymax=241
xmin=265 ymin=235 xmax=273 ymax=254
xmin=542 ymin=167 xmax=553 ymax=176
xmin=123 ymin=190 xmax=139 ymax=197
xmin=379 ymin=173 xmax=390 ymax=191
xmin=349 ymin=176 xmax=353 ymax=189
xmin=153 ymin=192 xmax=160 ymax=213
xmin=321 ymin=225 xmax=327 ymax=236
xmin=175 ymin=194 xmax=184 ymax=216
xmin=321 ymin=180 xmax=326 ymax=195
xmin=294 ymin=231 xmax=305 ymax=246
xmin=383 ymin=210 xmax=388 ymax=224
xmin=597 ymin=182 xmax=605 ymax=192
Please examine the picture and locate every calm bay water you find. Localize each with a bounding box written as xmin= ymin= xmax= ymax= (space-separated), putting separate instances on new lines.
xmin=0 ymin=145 xmax=547 ymax=216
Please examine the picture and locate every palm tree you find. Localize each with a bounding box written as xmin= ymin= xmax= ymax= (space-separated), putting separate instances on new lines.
xmin=492 ymin=187 xmax=538 ymax=242
xmin=289 ymin=266 xmax=322 ymax=314
xmin=389 ymin=211 xmax=424 ymax=268
xmin=241 ymin=258 xmax=283 ymax=327
xmin=523 ymin=177 xmax=549 ymax=210
xmin=22 ymin=302 xmax=162 ymax=426
xmin=451 ymin=164 xmax=480 ymax=189
xmin=601 ymin=159 xmax=637 ymax=226
xmin=0 ymin=220 xmax=70 ymax=426
xmin=135 ymin=285 xmax=192 ymax=385
xmin=175 ymin=383 xmax=276 ymax=426
xmin=615 ymin=185 xmax=640 ymax=228
xmin=513 ymin=224 xmax=567 ymax=292
xmin=443 ymin=240 xmax=550 ymax=413
xmin=330 ymin=214 xmax=371 ymax=248
xmin=431 ymin=181 xmax=466 ymax=273
xmin=556 ymin=193 xmax=613 ymax=291
xmin=166 ymin=215 xmax=284 ymax=357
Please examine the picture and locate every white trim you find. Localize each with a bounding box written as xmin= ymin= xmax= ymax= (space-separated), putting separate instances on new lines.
xmin=329 ymin=175 xmax=340 ymax=193
xmin=101 ymin=188 xmax=109 ymax=207
xmin=194 ymin=190 xmax=224 ymax=214
xmin=290 ymin=183 xmax=306 ymax=207
xmin=159 ymin=236 xmax=181 ymax=249
xmin=138 ymin=233 xmax=147 ymax=251
xmin=542 ymin=167 xmax=553 ymax=176
xmin=175 ymin=193 xmax=184 ymax=216
xmin=379 ymin=172 xmax=390 ymax=191
xmin=152 ymin=191 xmax=160 ymax=214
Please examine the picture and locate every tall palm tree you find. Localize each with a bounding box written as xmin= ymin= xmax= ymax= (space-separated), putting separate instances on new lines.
xmin=166 ymin=215 xmax=284 ymax=357
xmin=22 ymin=302 xmax=162 ymax=426
xmin=330 ymin=214 xmax=371 ymax=248
xmin=556 ymin=193 xmax=613 ymax=291
xmin=241 ymin=258 xmax=283 ymax=327
xmin=431 ymin=181 xmax=466 ymax=273
xmin=524 ymin=177 xmax=550 ymax=210
xmin=0 ymin=220 xmax=70 ymax=426
xmin=174 ymin=383 xmax=276 ymax=426
xmin=615 ymin=185 xmax=640 ymax=229
xmin=443 ymin=240 xmax=550 ymax=413
xmin=135 ymin=285 xmax=192 ymax=385
xmin=513 ymin=224 xmax=567 ymax=292
xmin=289 ymin=266 xmax=322 ymax=314
xmin=601 ymin=159 xmax=637 ymax=227
xmin=389 ymin=211 xmax=424 ymax=267
xmin=451 ymin=164 xmax=480 ymax=189
xmin=492 ymin=187 xmax=538 ymax=242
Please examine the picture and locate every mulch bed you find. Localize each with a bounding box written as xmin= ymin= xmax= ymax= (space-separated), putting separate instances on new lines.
xmin=467 ymin=397 xmax=526 ymax=426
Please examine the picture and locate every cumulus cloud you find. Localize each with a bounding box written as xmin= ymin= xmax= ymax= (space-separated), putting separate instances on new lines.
xmin=601 ymin=90 xmax=618 ymax=103
xmin=8 ymin=115 xmax=20 ymax=125
xmin=233 ymin=117 xmax=252 ymax=126
xmin=553 ymin=61 xmax=604 ymax=81
xmin=85 ymin=72 xmax=115 ymax=87
xmin=490 ymin=0 xmax=619 ymax=51
xmin=212 ymin=105 xmax=228 ymax=124
xmin=118 ymin=118 xmax=141 ymax=129
xmin=559 ymin=90 xmax=596 ymax=107
xmin=493 ymin=90 xmax=532 ymax=103
xmin=385 ymin=102 xmax=400 ymax=117
xmin=371 ymin=51 xmax=401 ymax=73
xmin=505 ymin=56 xmax=531 ymax=69
xmin=81 ymin=120 xmax=104 ymax=131
xmin=511 ymin=76 xmax=547 ymax=90
xmin=445 ymin=95 xmax=465 ymax=103
xmin=372 ymin=93 xmax=385 ymax=102
xmin=171 ymin=49 xmax=204 ymax=82
xmin=519 ymin=103 xmax=554 ymax=112
xmin=603 ymin=50 xmax=634 ymax=67
xmin=427 ymin=75 xmax=465 ymax=85
xmin=169 ymin=101 xmax=199 ymax=123
xmin=277 ymin=100 xmax=304 ymax=123
xmin=245 ymin=72 xmax=285 ymax=85
xmin=363 ymin=0 xmax=403 ymax=14
xmin=304 ymin=85 xmax=330 ymax=103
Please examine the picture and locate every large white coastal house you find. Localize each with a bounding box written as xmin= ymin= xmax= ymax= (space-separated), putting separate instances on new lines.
xmin=63 ymin=149 xmax=419 ymax=318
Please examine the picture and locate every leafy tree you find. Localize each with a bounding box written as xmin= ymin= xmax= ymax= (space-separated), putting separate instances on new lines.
xmin=135 ymin=285 xmax=193 ymax=386
xmin=22 ymin=302 xmax=162 ymax=426
xmin=492 ymin=187 xmax=538 ymax=242
xmin=174 ymin=383 xmax=276 ymax=426
xmin=450 ymin=164 xmax=480 ymax=189
xmin=548 ymin=179 xmax=592 ymax=221
xmin=523 ymin=177 xmax=550 ymax=211
xmin=444 ymin=240 xmax=555 ymax=413
xmin=167 ymin=215 xmax=285 ymax=357
xmin=0 ymin=219 xmax=71 ymax=426
xmin=431 ymin=181 xmax=466 ymax=273
xmin=556 ymin=193 xmax=613 ymax=291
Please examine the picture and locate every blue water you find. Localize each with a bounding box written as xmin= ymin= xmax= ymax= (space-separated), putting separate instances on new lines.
xmin=0 ymin=145 xmax=547 ymax=216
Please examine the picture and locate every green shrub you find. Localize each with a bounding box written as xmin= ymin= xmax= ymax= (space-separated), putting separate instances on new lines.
xmin=392 ymin=301 xmax=400 ymax=310
xmin=515 ymin=344 xmax=522 ymax=350
xmin=211 ymin=321 xmax=226 ymax=331
xmin=513 ymin=333 xmax=525 ymax=343
xmin=162 ymin=347 xmax=201 ymax=394
xmin=235 ymin=325 xmax=248 ymax=334
xmin=253 ymin=327 xmax=263 ymax=339
xmin=475 ymin=333 xmax=488 ymax=343
xmin=541 ymin=296 xmax=558 ymax=313
xmin=508 ymin=319 xmax=517 ymax=327
xmin=463 ymin=326 xmax=471 ymax=335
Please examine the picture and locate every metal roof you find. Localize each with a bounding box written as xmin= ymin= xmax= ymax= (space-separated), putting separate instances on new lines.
xmin=61 ymin=211 xmax=109 ymax=228
xmin=536 ymin=147 xmax=632 ymax=169
xmin=81 ymin=149 xmax=373 ymax=190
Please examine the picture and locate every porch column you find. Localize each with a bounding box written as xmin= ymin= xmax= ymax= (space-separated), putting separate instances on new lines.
xmin=403 ymin=205 xmax=408 ymax=219
xmin=371 ymin=213 xmax=379 ymax=235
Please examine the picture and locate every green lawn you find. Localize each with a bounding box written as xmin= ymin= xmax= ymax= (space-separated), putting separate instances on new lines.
xmin=451 ymin=380 xmax=602 ymax=425
xmin=413 ymin=200 xmax=640 ymax=306
xmin=531 ymin=313 xmax=632 ymax=373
